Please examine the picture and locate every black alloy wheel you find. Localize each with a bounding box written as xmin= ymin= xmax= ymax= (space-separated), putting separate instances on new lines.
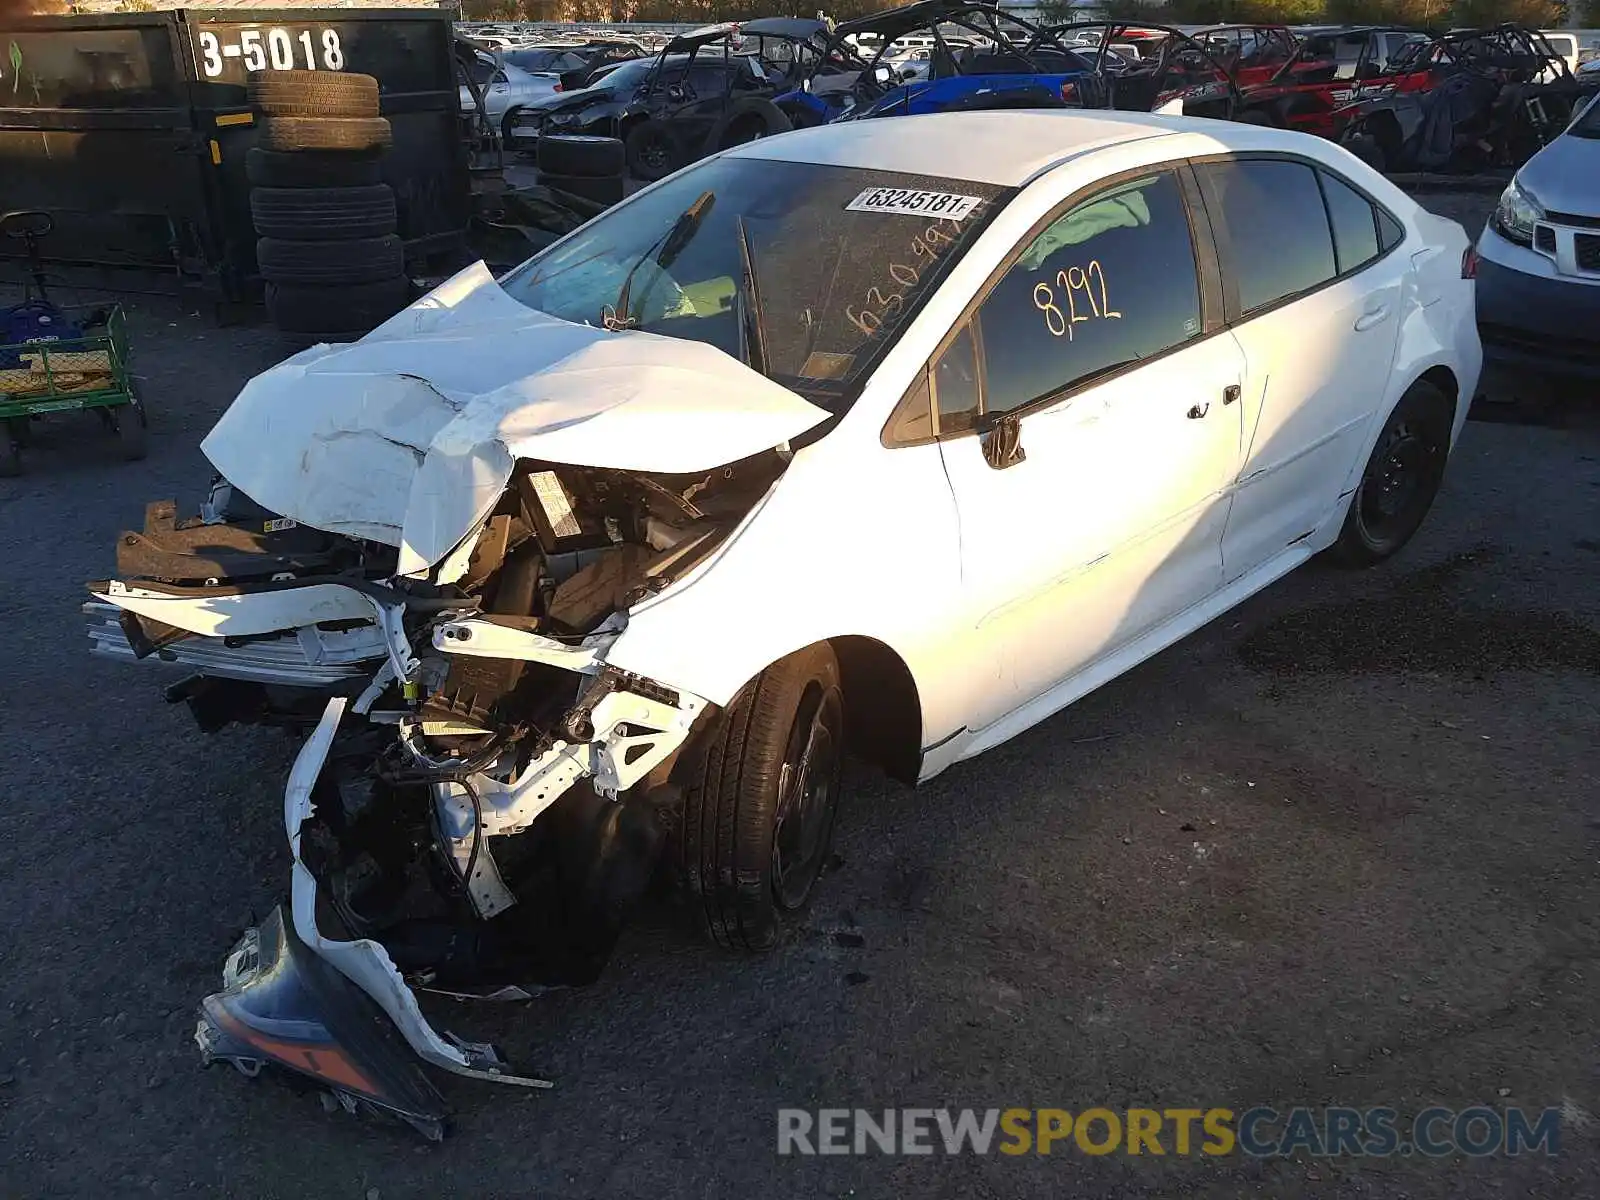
xmin=771 ymin=683 xmax=845 ymax=912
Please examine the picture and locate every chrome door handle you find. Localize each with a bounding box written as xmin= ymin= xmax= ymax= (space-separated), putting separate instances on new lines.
xmin=1354 ymin=306 xmax=1390 ymax=332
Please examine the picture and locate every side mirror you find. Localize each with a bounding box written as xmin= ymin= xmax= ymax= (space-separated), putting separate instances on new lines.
xmin=873 ymin=64 xmax=894 ymax=86
xmin=978 ymin=412 xmax=1026 ymax=470
xmin=666 ymin=82 xmax=688 ymax=102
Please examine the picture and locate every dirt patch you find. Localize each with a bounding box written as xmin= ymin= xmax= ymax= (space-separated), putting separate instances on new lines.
xmin=1239 ymin=549 xmax=1600 ymax=676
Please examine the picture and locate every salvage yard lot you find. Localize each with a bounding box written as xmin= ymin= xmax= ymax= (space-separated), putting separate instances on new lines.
xmin=2 ymin=188 xmax=1597 ymax=1198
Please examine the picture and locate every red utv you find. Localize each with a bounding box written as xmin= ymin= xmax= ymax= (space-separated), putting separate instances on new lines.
xmin=1236 ymin=26 xmax=1437 ymax=136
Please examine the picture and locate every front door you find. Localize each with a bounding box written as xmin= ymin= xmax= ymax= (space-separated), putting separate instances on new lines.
xmin=914 ymin=168 xmax=1246 ymax=733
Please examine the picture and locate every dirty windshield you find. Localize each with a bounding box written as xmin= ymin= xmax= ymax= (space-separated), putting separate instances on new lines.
xmin=499 ymin=157 xmax=1008 ymax=403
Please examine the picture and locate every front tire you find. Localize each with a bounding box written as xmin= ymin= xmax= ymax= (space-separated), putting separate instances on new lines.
xmin=1329 ymin=380 xmax=1453 ymax=566
xmin=678 ymin=645 xmax=845 ymax=952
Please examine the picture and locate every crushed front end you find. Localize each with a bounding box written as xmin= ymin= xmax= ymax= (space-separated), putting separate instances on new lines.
xmin=89 ymin=452 xmax=792 ymax=1131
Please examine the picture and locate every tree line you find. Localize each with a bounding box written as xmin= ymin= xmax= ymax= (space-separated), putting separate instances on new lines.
xmin=458 ymin=0 xmax=1588 ymax=25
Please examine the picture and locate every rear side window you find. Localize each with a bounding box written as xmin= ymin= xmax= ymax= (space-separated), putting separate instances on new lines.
xmin=1319 ymin=171 xmax=1380 ymax=273
xmin=1379 ymin=210 xmax=1404 ymax=252
xmin=1198 ymin=159 xmax=1336 ymax=314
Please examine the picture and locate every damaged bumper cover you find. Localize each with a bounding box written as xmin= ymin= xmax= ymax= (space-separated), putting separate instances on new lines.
xmin=278 ymin=698 xmax=554 ymax=1087
xmin=196 ymin=664 xmax=705 ymax=1128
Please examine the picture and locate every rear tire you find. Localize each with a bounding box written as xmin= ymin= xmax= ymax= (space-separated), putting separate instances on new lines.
xmin=704 ymin=98 xmax=792 ymax=154
xmin=247 ymin=70 xmax=380 ymax=119
xmin=1329 ymin=380 xmax=1453 ymax=567
xmin=624 ymin=120 xmax=683 ymax=182
xmin=677 ymin=645 xmax=846 ymax=952
xmin=1341 ymin=130 xmax=1388 ymax=172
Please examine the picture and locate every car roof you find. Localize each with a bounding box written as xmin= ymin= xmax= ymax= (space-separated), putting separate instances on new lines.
xmin=725 ymin=110 xmax=1284 ymax=186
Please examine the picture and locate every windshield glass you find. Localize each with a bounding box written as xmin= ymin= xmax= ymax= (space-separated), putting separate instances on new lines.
xmin=1569 ymin=94 xmax=1600 ymax=138
xmin=500 ymin=157 xmax=1009 ymax=404
xmin=594 ymin=55 xmax=665 ymax=90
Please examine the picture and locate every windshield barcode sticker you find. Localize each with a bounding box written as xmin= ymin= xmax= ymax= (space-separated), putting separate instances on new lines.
xmin=846 ymin=188 xmax=984 ymax=220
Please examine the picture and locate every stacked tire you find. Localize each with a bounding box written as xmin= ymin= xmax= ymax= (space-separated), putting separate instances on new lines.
xmin=536 ymin=135 xmax=626 ymax=208
xmin=245 ymin=71 xmax=409 ymax=342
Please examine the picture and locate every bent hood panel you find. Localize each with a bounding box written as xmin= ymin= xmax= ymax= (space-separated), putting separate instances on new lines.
xmin=202 ymin=263 xmax=830 ymax=573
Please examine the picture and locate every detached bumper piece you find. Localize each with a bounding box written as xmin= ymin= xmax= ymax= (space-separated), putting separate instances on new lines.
xmin=196 ymin=907 xmax=449 ymax=1141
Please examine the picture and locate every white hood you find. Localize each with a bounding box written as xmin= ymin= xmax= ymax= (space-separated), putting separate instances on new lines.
xmin=202 ymin=263 xmax=830 ymax=575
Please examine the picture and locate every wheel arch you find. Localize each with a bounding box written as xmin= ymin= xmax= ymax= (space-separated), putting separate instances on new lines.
xmin=828 ymin=634 xmax=923 ymax=786
xmin=1417 ymin=363 xmax=1460 ymax=419
xmin=629 ymin=631 xmax=926 ymax=790
xmin=1333 ymin=361 xmax=1461 ymax=507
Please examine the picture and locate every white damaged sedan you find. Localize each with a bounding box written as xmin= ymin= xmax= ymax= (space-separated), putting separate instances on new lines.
xmin=87 ymin=110 xmax=1479 ymax=1134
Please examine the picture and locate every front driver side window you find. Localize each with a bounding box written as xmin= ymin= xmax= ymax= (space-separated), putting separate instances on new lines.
xmin=928 ymin=170 xmax=1202 ymax=434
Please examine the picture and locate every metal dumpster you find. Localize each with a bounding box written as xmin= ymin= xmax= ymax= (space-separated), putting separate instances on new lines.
xmin=0 ymin=8 xmax=468 ymax=303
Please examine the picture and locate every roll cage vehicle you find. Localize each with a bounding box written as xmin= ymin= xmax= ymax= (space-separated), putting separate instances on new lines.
xmin=89 ymin=111 xmax=1480 ymax=1138
xmin=1191 ymin=24 xmax=1299 ymax=88
xmin=773 ymin=0 xmax=1096 ymax=126
xmin=1236 ymin=26 xmax=1436 ymax=137
xmin=1338 ymin=24 xmax=1599 ymax=172
xmin=613 ymin=19 xmax=833 ymax=180
xmin=551 ymin=38 xmax=650 ymax=93
xmin=1044 ymin=23 xmax=1248 ymax=120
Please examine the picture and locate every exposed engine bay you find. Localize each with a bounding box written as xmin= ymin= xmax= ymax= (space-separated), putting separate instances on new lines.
xmin=88 ymin=452 xmax=789 ymax=1134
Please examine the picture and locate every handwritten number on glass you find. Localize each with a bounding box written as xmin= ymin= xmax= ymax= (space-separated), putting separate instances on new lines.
xmin=1031 ymin=259 xmax=1121 ymax=340
xmin=848 ymin=218 xmax=965 ymax=340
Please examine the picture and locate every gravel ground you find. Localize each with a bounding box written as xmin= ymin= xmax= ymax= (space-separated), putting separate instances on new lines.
xmin=2 ymin=190 xmax=1597 ymax=1199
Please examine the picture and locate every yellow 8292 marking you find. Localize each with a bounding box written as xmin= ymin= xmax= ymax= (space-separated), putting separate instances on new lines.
xmin=1033 ymin=259 xmax=1121 ymax=339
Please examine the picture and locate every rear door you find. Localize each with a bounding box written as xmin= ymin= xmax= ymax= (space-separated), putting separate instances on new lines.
xmin=1196 ymin=156 xmax=1408 ymax=581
